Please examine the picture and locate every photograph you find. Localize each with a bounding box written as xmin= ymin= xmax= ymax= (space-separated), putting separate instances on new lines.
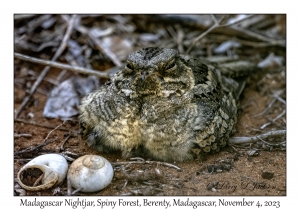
xmin=14 ymin=14 xmax=286 ymax=198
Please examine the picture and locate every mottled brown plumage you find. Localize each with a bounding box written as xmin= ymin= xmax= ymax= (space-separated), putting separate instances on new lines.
xmin=79 ymin=47 xmax=251 ymax=162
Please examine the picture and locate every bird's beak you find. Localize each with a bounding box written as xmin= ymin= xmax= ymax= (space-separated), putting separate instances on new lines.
xmin=141 ymin=72 xmax=146 ymax=81
xmin=141 ymin=71 xmax=151 ymax=81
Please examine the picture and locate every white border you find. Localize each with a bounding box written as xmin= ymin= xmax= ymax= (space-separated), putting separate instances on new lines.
xmin=4 ymin=0 xmax=296 ymax=209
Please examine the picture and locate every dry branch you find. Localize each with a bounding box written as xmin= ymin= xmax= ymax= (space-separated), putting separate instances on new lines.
xmin=14 ymin=53 xmax=110 ymax=78
xmin=186 ymin=15 xmax=224 ymax=54
xmin=60 ymin=132 xmax=77 ymax=151
xmin=74 ymin=16 xmax=122 ymax=67
xmin=112 ymin=158 xmax=182 ymax=171
xmin=228 ymin=130 xmax=286 ymax=145
xmin=44 ymin=121 xmax=66 ymax=142
xmin=14 ymin=118 xmax=78 ymax=133
xmin=260 ymin=110 xmax=286 ymax=129
xmin=14 ymin=133 xmax=32 ymax=138
xmin=14 ymin=137 xmax=58 ymax=155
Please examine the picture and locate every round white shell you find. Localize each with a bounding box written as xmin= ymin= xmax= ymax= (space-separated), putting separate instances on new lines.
xmin=17 ymin=154 xmax=68 ymax=191
xmin=68 ymin=155 xmax=114 ymax=193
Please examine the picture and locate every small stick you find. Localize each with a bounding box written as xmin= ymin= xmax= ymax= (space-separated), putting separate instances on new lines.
xmin=122 ymin=181 xmax=128 ymax=189
xmin=253 ymin=90 xmax=285 ymax=118
xmin=112 ymin=159 xmax=182 ymax=172
xmin=274 ymin=110 xmax=286 ymax=122
xmin=186 ymin=15 xmax=224 ymax=54
xmin=67 ymin=177 xmax=72 ymax=196
xmin=130 ymin=157 xmax=145 ymax=162
xmin=71 ymin=188 xmax=83 ymax=195
xmin=14 ymin=158 xmax=32 ymax=162
xmin=15 ymin=15 xmax=77 ymax=118
xmin=150 ymin=161 xmax=182 ymax=172
xmin=230 ymin=25 xmax=286 ymax=47
xmin=44 ymin=121 xmax=66 ymax=142
xmin=14 ymin=133 xmax=32 ymax=138
xmin=260 ymin=110 xmax=286 ymax=129
xmin=14 ymin=137 xmax=58 ymax=155
xmin=274 ymin=95 xmax=286 ymax=105
xmin=14 ymin=53 xmax=110 ymax=79
xmin=257 ymin=136 xmax=286 ymax=147
xmin=74 ymin=17 xmax=122 ymax=67
xmin=62 ymin=155 xmax=75 ymax=162
xmin=232 ymin=38 xmax=282 ymax=48
xmin=15 ymin=118 xmax=77 ymax=133
xmin=56 ymin=69 xmax=67 ymax=83
xmin=228 ymin=130 xmax=286 ymax=145
xmin=60 ymin=132 xmax=77 ymax=151
xmin=67 ymin=176 xmax=82 ymax=195
xmin=252 ymin=97 xmax=277 ymax=118
xmin=60 ymin=135 xmax=71 ymax=151
xmin=14 ymin=14 xmax=37 ymax=20
xmin=33 ymin=173 xmax=44 ymax=187
xmin=219 ymin=15 xmax=254 ymax=27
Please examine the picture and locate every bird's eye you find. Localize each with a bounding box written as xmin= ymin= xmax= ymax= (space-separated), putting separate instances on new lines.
xmin=166 ymin=62 xmax=175 ymax=71
xmin=124 ymin=63 xmax=134 ymax=75
xmin=126 ymin=63 xmax=134 ymax=70
xmin=105 ymin=79 xmax=111 ymax=85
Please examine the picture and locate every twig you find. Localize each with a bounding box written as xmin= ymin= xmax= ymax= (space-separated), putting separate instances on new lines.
xmin=71 ymin=188 xmax=83 ymax=195
xmin=233 ymin=38 xmax=284 ymax=48
xmin=152 ymin=161 xmax=182 ymax=171
xmin=14 ymin=158 xmax=32 ymax=162
xmin=271 ymin=109 xmax=286 ymax=123
xmin=130 ymin=157 xmax=145 ymax=162
xmin=167 ymin=26 xmax=184 ymax=54
xmin=219 ymin=15 xmax=254 ymax=27
xmin=60 ymin=132 xmax=77 ymax=151
xmin=274 ymin=95 xmax=286 ymax=105
xmin=14 ymin=133 xmax=32 ymax=138
xmin=60 ymin=135 xmax=71 ymax=151
xmin=67 ymin=176 xmax=83 ymax=195
xmin=14 ymin=53 xmax=110 ymax=79
xmin=61 ymin=151 xmax=79 ymax=162
xmin=230 ymin=25 xmax=286 ymax=47
xmin=74 ymin=16 xmax=122 ymax=67
xmin=15 ymin=15 xmax=77 ymax=118
xmin=260 ymin=110 xmax=286 ymax=129
xmin=122 ymin=181 xmax=128 ymax=189
xmin=253 ymin=90 xmax=285 ymax=118
xmin=61 ymin=155 xmax=75 ymax=162
xmin=228 ymin=130 xmax=286 ymax=145
xmin=210 ymin=14 xmax=219 ymax=24
xmin=33 ymin=173 xmax=44 ymax=187
xmin=14 ymin=118 xmax=78 ymax=133
xmin=14 ymin=137 xmax=58 ymax=155
xmin=56 ymin=69 xmax=67 ymax=83
xmin=257 ymin=136 xmax=286 ymax=147
xmin=186 ymin=15 xmax=224 ymax=54
xmin=112 ymin=159 xmax=182 ymax=172
xmin=67 ymin=177 xmax=72 ymax=196
xmin=252 ymin=97 xmax=277 ymax=118
xmin=14 ymin=14 xmax=37 ymax=20
xmin=44 ymin=121 xmax=66 ymax=142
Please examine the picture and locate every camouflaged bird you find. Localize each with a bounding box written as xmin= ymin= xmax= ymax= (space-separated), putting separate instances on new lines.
xmin=79 ymin=47 xmax=255 ymax=162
